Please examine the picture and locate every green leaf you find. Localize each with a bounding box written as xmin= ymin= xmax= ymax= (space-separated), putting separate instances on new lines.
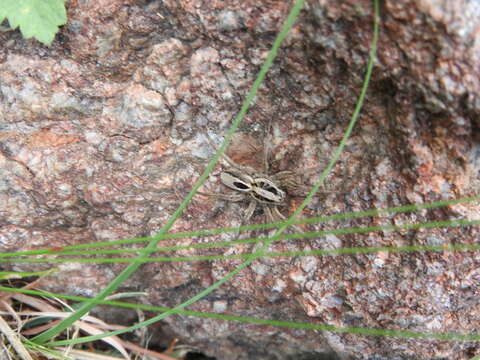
xmin=0 ymin=0 xmax=67 ymax=45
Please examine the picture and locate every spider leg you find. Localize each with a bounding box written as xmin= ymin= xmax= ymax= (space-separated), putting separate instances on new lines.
xmin=222 ymin=153 xmax=259 ymax=175
xmin=206 ymin=135 xmax=259 ymax=175
xmin=244 ymin=199 xmax=257 ymax=221
xmin=271 ymin=171 xmax=301 ymax=192
xmin=263 ymin=206 xmax=276 ymax=224
xmin=271 ymin=170 xmax=295 ymax=183
xmin=263 ymin=139 xmax=271 ymax=174
xmin=266 ymin=206 xmax=304 ymax=234
xmin=261 ymin=115 xmax=277 ymax=174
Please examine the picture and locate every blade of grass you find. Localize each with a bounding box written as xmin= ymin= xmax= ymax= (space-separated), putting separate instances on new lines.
xmin=36 ymin=0 xmax=380 ymax=346
xmin=2 ymin=218 xmax=478 ymax=263
xmin=31 ymin=0 xmax=307 ymax=344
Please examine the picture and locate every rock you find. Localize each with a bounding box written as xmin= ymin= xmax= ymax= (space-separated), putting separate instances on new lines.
xmin=0 ymin=1 xmax=479 ymax=359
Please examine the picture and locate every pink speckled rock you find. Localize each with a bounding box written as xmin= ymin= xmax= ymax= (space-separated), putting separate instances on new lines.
xmin=0 ymin=1 xmax=479 ymax=359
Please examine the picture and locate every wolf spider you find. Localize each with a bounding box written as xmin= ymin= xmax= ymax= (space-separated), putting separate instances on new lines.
xmin=198 ymin=136 xmax=301 ymax=227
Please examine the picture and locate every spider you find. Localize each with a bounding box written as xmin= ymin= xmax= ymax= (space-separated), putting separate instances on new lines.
xmin=198 ymin=135 xmax=300 ymax=226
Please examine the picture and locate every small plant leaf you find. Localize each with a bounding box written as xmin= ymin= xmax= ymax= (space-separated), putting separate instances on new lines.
xmin=0 ymin=0 xmax=67 ymax=45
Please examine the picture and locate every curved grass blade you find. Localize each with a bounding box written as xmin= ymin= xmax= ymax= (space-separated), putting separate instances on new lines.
xmin=6 ymin=251 xmax=480 ymax=344
xmin=34 ymin=0 xmax=380 ymax=346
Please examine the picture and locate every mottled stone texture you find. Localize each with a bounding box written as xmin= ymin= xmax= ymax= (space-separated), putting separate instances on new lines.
xmin=0 ymin=0 xmax=479 ymax=359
